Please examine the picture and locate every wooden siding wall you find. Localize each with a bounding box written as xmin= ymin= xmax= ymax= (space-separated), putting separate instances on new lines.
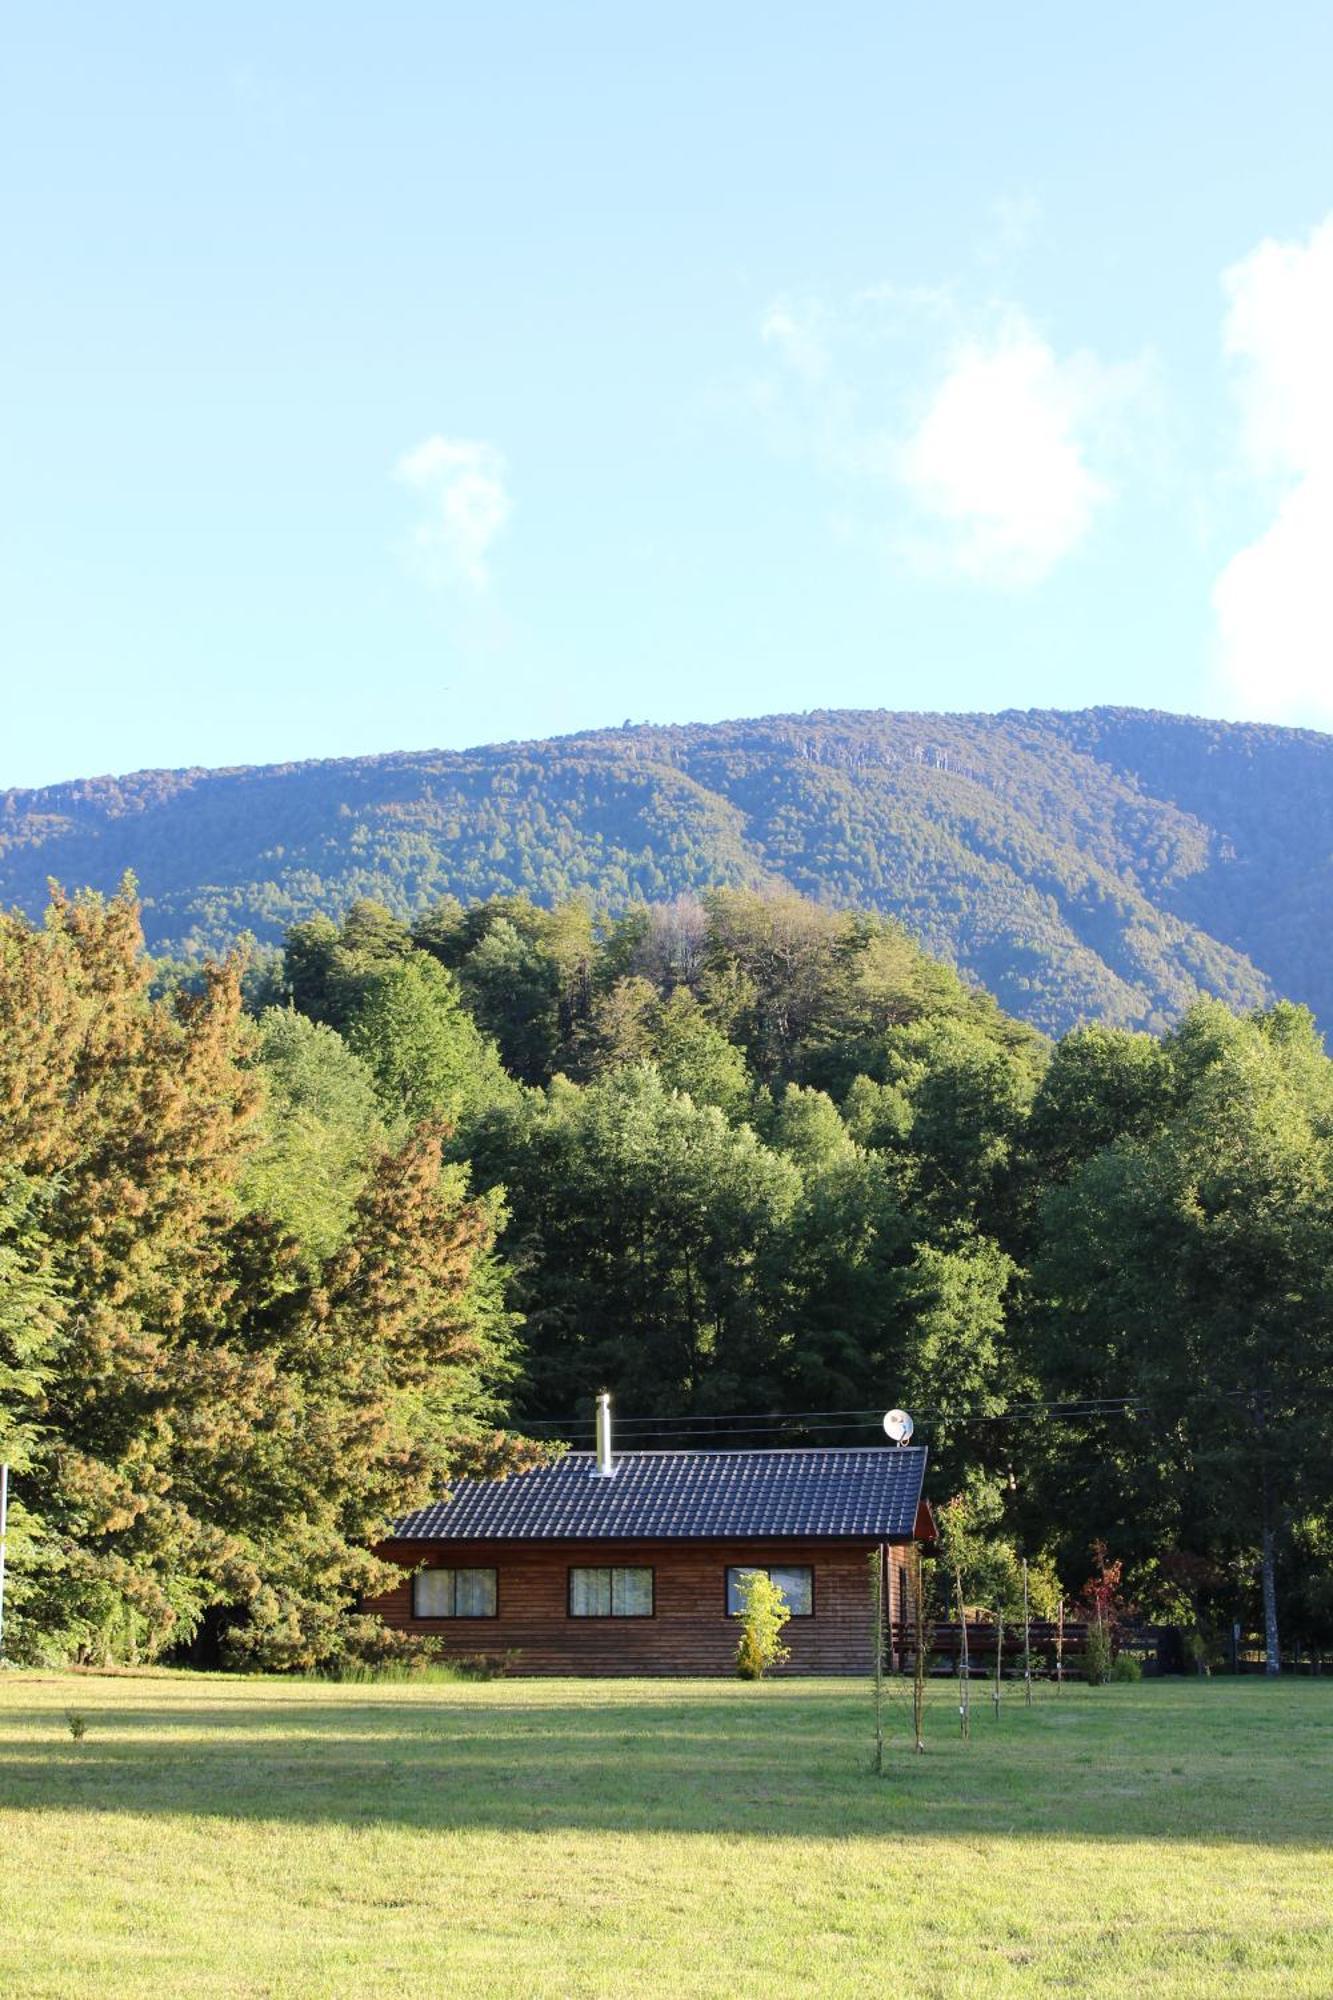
xmin=368 ymin=1536 xmax=905 ymax=1676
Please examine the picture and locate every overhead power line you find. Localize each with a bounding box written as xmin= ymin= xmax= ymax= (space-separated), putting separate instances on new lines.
xmin=506 ymin=1384 xmax=1320 ymax=1448
xmin=514 ymin=1393 xmax=1166 ymax=1441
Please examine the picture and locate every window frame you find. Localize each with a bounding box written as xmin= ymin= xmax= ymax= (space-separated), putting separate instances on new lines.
xmin=411 ymin=1565 xmax=499 ymax=1621
xmin=566 ymin=1565 xmax=656 ymax=1619
xmin=724 ymin=1563 xmax=816 ymax=1618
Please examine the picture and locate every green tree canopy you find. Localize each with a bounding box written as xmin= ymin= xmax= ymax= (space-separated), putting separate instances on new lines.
xmin=1028 ymin=1002 xmax=1333 ymax=1669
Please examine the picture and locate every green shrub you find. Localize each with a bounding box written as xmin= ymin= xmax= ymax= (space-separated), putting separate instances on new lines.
xmin=1185 ymin=1628 xmax=1221 ymax=1676
xmin=1110 ymin=1652 xmax=1142 ymax=1682
xmin=1083 ymin=1624 xmax=1113 ymax=1686
xmin=318 ymin=1625 xmax=447 ymax=1681
xmin=735 ymin=1572 xmax=792 ymax=1680
xmin=318 ymin=1640 xmax=521 ymax=1685
xmin=450 ymin=1650 xmax=520 ymax=1682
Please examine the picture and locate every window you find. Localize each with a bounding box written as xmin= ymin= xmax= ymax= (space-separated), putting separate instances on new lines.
xmin=412 ymin=1567 xmax=497 ymax=1619
xmin=726 ymin=1565 xmax=814 ymax=1617
xmin=568 ymin=1567 xmax=654 ymax=1617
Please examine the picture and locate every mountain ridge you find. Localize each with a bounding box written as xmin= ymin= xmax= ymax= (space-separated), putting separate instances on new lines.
xmin=3 ymin=704 xmax=1330 ymax=1037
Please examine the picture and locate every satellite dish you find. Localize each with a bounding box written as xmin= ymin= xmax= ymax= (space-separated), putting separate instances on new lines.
xmin=883 ymin=1408 xmax=914 ymax=1444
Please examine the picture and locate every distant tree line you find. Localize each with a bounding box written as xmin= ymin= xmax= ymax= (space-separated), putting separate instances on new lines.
xmin=2 ymin=880 xmax=1330 ymax=1670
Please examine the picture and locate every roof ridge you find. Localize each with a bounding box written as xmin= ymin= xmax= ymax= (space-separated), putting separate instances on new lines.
xmin=550 ymin=1445 xmax=924 ymax=1460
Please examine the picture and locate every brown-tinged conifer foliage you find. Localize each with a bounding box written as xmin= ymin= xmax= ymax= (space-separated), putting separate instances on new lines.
xmin=0 ymin=884 xmax=530 ymax=1669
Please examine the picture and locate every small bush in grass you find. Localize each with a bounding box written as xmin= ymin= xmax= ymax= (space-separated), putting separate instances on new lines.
xmin=1083 ymin=1625 xmax=1113 ymax=1685
xmin=735 ymin=1572 xmax=792 ymax=1680
xmin=1111 ymin=1652 xmax=1142 ymax=1682
xmin=1185 ymin=1628 xmax=1223 ymax=1677
xmin=320 ymin=1641 xmax=523 ymax=1685
xmin=320 ymin=1623 xmax=448 ymax=1682
xmin=1079 ymin=1544 xmax=1133 ymax=1688
xmin=451 ymin=1650 xmax=520 ymax=1682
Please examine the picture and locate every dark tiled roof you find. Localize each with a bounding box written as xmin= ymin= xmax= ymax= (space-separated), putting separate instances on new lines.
xmin=392 ymin=1446 xmax=928 ymax=1543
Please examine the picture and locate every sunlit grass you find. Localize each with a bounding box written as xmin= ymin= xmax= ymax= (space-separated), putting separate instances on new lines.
xmin=0 ymin=1671 xmax=1329 ymax=1997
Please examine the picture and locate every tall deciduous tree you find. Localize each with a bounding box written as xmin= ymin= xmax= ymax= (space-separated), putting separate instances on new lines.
xmin=1030 ymin=1003 xmax=1333 ymax=1671
xmin=468 ymin=1063 xmax=801 ymax=1415
xmin=282 ymin=900 xmax=512 ymax=1126
xmin=345 ymin=956 xmax=511 ymax=1126
xmin=241 ymin=1008 xmax=386 ymax=1264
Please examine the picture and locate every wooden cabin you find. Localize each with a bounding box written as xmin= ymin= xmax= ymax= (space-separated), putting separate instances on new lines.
xmin=368 ymin=1410 xmax=932 ymax=1676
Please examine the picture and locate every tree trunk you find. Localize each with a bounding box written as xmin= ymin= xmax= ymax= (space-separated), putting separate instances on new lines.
xmin=1254 ymin=1402 xmax=1281 ymax=1677
xmin=1261 ymin=1508 xmax=1281 ymax=1677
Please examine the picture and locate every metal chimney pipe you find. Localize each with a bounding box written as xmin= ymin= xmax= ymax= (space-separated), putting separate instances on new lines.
xmin=594 ymin=1392 xmax=614 ymax=1477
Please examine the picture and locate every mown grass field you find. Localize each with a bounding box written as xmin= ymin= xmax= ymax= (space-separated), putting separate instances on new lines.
xmin=0 ymin=1671 xmax=1329 ymax=1998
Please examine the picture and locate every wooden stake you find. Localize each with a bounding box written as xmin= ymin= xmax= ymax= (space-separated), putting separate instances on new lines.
xmin=870 ymin=1548 xmax=885 ymax=1775
xmin=1022 ymin=1559 xmax=1032 ymax=1710
xmin=956 ymin=1569 xmax=970 ymax=1743
xmin=912 ymin=1545 xmax=926 ymax=1753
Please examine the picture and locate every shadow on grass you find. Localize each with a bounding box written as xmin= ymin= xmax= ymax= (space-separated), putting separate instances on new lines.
xmin=0 ymin=1682 xmax=1329 ymax=1848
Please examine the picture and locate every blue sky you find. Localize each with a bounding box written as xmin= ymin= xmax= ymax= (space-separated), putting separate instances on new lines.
xmin=4 ymin=2 xmax=1332 ymax=788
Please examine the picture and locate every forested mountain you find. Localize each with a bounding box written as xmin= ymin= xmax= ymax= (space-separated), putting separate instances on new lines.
xmin=3 ymin=705 xmax=1333 ymax=1034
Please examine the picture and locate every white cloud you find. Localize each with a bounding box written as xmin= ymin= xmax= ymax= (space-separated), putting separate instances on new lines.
xmin=760 ymin=302 xmax=829 ymax=383
xmin=394 ymin=436 xmax=511 ymax=590
xmin=754 ymin=292 xmax=1137 ymax=588
xmin=1214 ymin=480 xmax=1333 ymax=717
xmin=1212 ymin=217 xmax=1333 ymax=723
xmin=897 ymin=323 xmax=1116 ymax=585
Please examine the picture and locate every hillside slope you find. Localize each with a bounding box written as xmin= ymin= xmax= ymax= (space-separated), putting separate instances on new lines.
xmin=2 ymin=706 xmax=1330 ymax=1035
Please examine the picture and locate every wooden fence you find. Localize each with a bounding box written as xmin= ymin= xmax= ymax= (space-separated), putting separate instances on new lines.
xmin=891 ymin=1618 xmax=1087 ymax=1676
xmin=890 ymin=1618 xmax=1331 ymax=1676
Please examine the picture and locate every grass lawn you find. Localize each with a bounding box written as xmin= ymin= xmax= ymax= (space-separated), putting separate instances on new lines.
xmin=0 ymin=1672 xmax=1329 ymax=1998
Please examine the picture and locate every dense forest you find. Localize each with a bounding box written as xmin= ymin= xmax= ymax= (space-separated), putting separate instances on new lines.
xmin=5 ymin=706 xmax=1333 ymax=1036
xmin=2 ymin=878 xmax=1330 ymax=1672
